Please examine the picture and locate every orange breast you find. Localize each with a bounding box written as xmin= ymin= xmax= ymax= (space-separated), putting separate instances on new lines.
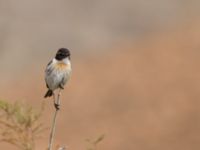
xmin=54 ymin=63 xmax=68 ymax=70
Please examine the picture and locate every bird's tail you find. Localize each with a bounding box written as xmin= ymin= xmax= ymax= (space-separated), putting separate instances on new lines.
xmin=44 ymin=89 xmax=53 ymax=98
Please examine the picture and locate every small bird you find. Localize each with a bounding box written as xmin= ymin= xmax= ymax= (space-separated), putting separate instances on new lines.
xmin=44 ymin=48 xmax=72 ymax=108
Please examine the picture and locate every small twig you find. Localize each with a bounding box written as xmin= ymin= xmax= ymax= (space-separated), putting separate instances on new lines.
xmin=48 ymin=90 xmax=61 ymax=150
xmin=57 ymin=146 xmax=66 ymax=150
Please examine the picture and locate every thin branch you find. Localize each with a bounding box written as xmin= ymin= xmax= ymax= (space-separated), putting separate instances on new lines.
xmin=48 ymin=90 xmax=61 ymax=150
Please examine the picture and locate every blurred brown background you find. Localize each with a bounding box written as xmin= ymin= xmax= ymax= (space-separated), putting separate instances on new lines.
xmin=0 ymin=0 xmax=200 ymax=150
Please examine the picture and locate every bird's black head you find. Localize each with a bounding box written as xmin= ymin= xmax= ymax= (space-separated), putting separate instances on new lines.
xmin=55 ymin=48 xmax=70 ymax=60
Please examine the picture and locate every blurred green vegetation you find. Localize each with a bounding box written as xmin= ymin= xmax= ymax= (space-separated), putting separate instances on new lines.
xmin=0 ymin=100 xmax=46 ymax=150
xmin=86 ymin=134 xmax=105 ymax=150
xmin=0 ymin=100 xmax=105 ymax=150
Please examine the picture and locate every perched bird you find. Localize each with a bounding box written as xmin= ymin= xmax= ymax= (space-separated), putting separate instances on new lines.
xmin=44 ymin=48 xmax=72 ymax=108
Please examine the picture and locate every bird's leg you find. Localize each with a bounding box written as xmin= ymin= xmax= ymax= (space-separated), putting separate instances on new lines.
xmin=53 ymin=92 xmax=59 ymax=110
xmin=59 ymin=84 xmax=64 ymax=89
xmin=54 ymin=89 xmax=62 ymax=110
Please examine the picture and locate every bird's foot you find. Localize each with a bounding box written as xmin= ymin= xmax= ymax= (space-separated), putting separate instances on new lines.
xmin=54 ymin=103 xmax=60 ymax=110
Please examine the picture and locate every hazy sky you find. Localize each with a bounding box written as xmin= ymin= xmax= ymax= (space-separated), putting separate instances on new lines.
xmin=0 ymin=0 xmax=199 ymax=75
xmin=0 ymin=0 xmax=199 ymax=53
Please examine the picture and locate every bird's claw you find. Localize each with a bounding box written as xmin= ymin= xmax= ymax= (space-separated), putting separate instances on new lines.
xmin=54 ymin=103 xmax=60 ymax=110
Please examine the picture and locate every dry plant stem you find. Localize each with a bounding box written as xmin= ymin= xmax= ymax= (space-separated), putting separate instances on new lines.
xmin=48 ymin=90 xmax=61 ymax=150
